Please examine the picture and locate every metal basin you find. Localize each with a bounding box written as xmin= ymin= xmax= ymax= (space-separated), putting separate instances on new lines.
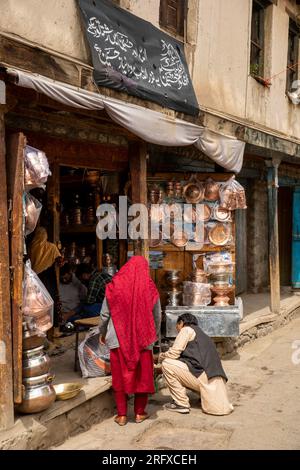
xmin=53 ymin=383 xmax=83 ymax=400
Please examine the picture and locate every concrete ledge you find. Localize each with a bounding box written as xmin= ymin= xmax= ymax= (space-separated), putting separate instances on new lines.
xmin=0 ymin=377 xmax=114 ymax=450
xmin=40 ymin=376 xmax=112 ymax=423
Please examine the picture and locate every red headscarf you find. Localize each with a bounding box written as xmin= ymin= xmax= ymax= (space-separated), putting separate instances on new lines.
xmin=105 ymin=256 xmax=159 ymax=370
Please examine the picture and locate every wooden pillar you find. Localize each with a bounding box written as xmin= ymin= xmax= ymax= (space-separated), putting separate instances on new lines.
xmin=129 ymin=142 xmax=149 ymax=260
xmin=0 ymin=109 xmax=14 ymax=430
xmin=266 ymin=158 xmax=281 ymax=314
xmin=94 ymin=188 xmax=103 ymax=270
xmin=48 ymin=162 xmax=60 ymax=246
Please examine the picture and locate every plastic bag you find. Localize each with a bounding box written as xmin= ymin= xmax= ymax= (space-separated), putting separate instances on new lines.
xmin=24 ymin=145 xmax=51 ymax=190
xmin=23 ymin=260 xmax=54 ymax=331
xmin=219 ymin=176 xmax=247 ymax=210
xmin=78 ymin=326 xmax=111 ymax=378
xmin=24 ymin=193 xmax=42 ymax=236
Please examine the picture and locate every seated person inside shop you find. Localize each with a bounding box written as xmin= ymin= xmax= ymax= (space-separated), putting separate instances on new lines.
xmin=59 ymin=263 xmax=87 ymax=322
xmin=158 ymin=313 xmax=233 ymax=416
xmin=66 ymin=263 xmax=113 ymax=324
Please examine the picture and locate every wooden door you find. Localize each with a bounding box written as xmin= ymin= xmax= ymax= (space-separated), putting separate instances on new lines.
xmin=292 ymin=187 xmax=300 ymax=288
xmin=6 ymin=132 xmax=26 ymax=404
xmin=278 ymin=187 xmax=292 ymax=286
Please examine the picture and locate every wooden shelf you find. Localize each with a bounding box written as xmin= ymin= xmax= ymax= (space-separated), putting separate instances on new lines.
xmin=60 ymin=225 xmax=96 ymax=234
xmin=128 ymin=242 xmax=234 ymax=252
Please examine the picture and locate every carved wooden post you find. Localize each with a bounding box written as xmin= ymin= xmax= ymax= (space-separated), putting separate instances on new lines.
xmin=129 ymin=142 xmax=149 ymax=261
xmin=0 ymin=106 xmax=14 ymax=430
xmin=266 ymin=158 xmax=281 ymax=314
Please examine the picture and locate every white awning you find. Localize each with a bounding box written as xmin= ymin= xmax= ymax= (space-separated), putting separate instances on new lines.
xmin=8 ymin=69 xmax=245 ymax=172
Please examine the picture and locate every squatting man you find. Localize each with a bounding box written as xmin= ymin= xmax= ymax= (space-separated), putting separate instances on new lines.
xmin=157 ymin=313 xmax=234 ymax=415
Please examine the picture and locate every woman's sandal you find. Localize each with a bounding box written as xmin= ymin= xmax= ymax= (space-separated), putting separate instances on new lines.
xmin=114 ymin=415 xmax=127 ymax=426
xmin=135 ymin=413 xmax=149 ymax=423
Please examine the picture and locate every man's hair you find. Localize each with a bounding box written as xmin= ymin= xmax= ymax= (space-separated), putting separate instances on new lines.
xmin=60 ymin=263 xmax=72 ymax=276
xmin=76 ymin=264 xmax=93 ymax=277
xmin=177 ymin=313 xmax=198 ymax=326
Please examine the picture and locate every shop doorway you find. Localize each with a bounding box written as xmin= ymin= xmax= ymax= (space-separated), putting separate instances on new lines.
xmin=278 ymin=187 xmax=293 ymax=286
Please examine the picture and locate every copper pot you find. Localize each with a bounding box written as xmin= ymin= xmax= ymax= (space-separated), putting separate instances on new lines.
xmin=170 ymin=231 xmax=188 ymax=248
xmin=211 ymin=285 xmax=233 ymax=307
xmin=22 ymin=345 xmax=51 ymax=378
xmin=190 ymin=269 xmax=209 ymax=283
xmin=23 ymin=332 xmax=45 ymax=351
xmin=182 ymin=293 xmax=211 ymax=306
xmin=183 ymin=177 xmax=205 ymax=204
xmin=204 ymin=178 xmax=220 ymax=201
xmin=19 ymin=374 xmax=56 ymax=414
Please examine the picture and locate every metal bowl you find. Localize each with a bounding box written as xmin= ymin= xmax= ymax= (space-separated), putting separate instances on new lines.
xmin=183 ymin=180 xmax=205 ymax=204
xmin=53 ymin=383 xmax=83 ymax=401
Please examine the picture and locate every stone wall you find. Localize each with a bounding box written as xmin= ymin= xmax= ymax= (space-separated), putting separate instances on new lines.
xmin=246 ymin=179 xmax=269 ymax=293
xmin=216 ymin=305 xmax=300 ymax=358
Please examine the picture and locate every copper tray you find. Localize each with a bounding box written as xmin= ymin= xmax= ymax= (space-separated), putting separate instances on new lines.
xmin=196 ymin=203 xmax=211 ymax=222
xmin=170 ymin=231 xmax=189 ymax=248
xmin=213 ymin=205 xmax=231 ymax=222
xmin=208 ymin=223 xmax=231 ymax=246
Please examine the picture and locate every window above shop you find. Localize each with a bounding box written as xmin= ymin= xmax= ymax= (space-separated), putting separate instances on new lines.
xmin=286 ymin=19 xmax=299 ymax=93
xmin=250 ymin=0 xmax=274 ymax=81
xmin=159 ymin=0 xmax=186 ymax=38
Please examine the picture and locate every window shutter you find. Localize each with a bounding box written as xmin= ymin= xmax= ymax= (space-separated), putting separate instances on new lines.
xmin=160 ymin=0 xmax=185 ymax=37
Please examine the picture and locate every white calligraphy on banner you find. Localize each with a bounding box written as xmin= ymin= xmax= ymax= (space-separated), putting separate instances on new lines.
xmin=87 ymin=16 xmax=189 ymax=90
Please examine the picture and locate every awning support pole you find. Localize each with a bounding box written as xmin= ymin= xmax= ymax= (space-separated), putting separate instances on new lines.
xmin=266 ymin=157 xmax=281 ymax=314
xmin=129 ymin=142 xmax=149 ymax=261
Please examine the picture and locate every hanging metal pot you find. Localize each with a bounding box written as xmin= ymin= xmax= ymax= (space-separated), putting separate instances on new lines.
xmin=204 ymin=178 xmax=220 ymax=201
xmin=183 ymin=176 xmax=205 ymax=204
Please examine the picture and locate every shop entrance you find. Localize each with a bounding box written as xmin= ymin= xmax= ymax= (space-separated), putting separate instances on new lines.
xmin=278 ymin=187 xmax=293 ymax=286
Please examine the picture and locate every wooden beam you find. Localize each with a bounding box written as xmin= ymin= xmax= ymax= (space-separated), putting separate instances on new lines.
xmin=266 ymin=158 xmax=281 ymax=314
xmin=17 ymin=133 xmax=128 ymax=172
xmin=0 ymin=109 xmax=14 ymax=430
xmin=47 ymin=163 xmax=60 ymax=246
xmin=0 ymin=35 xmax=82 ymax=87
xmin=7 ymin=132 xmax=26 ymax=403
xmin=129 ymin=142 xmax=149 ymax=260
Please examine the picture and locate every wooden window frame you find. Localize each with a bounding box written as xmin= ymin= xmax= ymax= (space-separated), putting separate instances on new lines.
xmin=250 ymin=0 xmax=274 ymax=80
xmin=159 ymin=0 xmax=187 ymax=39
xmin=286 ymin=19 xmax=299 ymax=93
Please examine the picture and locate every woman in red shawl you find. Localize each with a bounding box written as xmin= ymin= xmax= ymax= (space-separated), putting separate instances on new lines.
xmin=99 ymin=256 xmax=161 ymax=426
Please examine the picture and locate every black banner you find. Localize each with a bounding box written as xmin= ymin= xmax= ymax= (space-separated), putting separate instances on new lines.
xmin=77 ymin=0 xmax=199 ymax=116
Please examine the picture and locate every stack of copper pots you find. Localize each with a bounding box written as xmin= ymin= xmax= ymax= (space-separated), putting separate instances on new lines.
xmin=18 ymin=320 xmax=55 ymax=414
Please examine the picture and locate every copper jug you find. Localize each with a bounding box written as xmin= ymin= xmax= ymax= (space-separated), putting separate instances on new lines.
xmin=204 ymin=178 xmax=220 ymax=201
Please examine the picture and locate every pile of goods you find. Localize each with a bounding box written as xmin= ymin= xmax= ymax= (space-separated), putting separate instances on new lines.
xmin=20 ymin=147 xmax=56 ymax=414
xmin=147 ymin=175 xmax=246 ymax=249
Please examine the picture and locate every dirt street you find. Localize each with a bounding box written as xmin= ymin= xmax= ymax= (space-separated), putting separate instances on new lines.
xmin=55 ymin=317 xmax=300 ymax=450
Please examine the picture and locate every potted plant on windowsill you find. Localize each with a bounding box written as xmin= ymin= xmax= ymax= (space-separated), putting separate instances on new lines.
xmin=250 ymin=63 xmax=271 ymax=88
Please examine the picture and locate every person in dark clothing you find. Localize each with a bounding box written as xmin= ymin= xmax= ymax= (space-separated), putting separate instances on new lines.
xmin=159 ymin=313 xmax=233 ymax=415
xmin=28 ymin=226 xmax=63 ymax=327
xmin=66 ymin=264 xmax=112 ymax=323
